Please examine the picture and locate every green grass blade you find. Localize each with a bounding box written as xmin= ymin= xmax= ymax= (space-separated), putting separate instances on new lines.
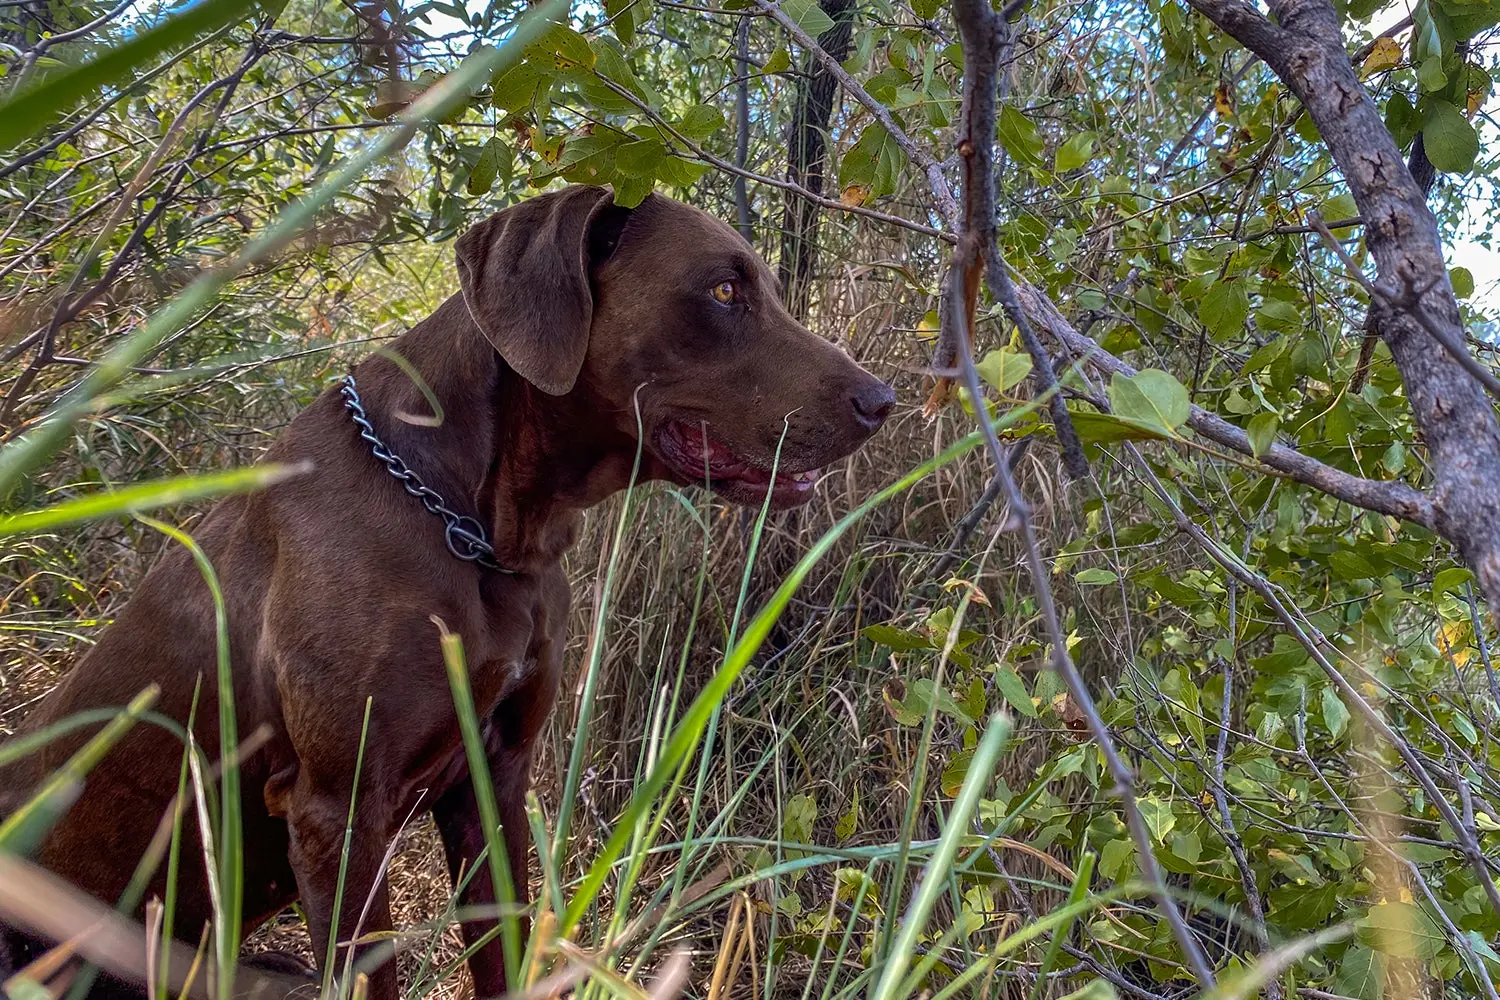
xmin=550 ymin=407 xmax=646 ymax=878
xmin=323 ymin=697 xmax=374 ymax=996
xmin=0 ymin=0 xmax=252 ymax=150
xmin=158 ymin=681 xmax=203 ymax=1000
xmin=0 ymin=463 xmax=311 ymax=537
xmin=869 ymin=713 xmax=1011 ymax=1000
xmin=557 ymin=404 xmax=1036 ymax=935
xmin=439 ymin=624 xmax=522 ymax=988
xmin=134 ymin=516 xmax=240 ymax=1000
xmin=0 ymin=709 xmax=187 ymax=769
xmin=0 ymin=685 xmax=159 ymax=850
xmin=1030 ymin=851 xmax=1096 ymax=1000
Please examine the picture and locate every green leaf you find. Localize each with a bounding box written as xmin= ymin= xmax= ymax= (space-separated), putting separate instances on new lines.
xmin=1356 ymin=900 xmax=1445 ymax=959
xmin=467 ymin=137 xmax=505 ymax=196
xmin=592 ymin=42 xmax=650 ymax=106
xmin=839 ymin=123 xmax=907 ymax=199
xmin=998 ymin=103 xmax=1044 ymax=165
xmin=1450 ymin=265 xmax=1475 ymax=298
xmin=1256 ymin=710 xmax=1285 ymax=745
xmin=834 ymin=790 xmax=859 ymax=842
xmin=0 ymin=0 xmax=252 ymax=151
xmin=0 ymin=464 xmax=310 ymax=539
xmin=1074 ymin=567 xmax=1118 ymax=586
xmin=615 ymin=139 xmax=666 ymax=177
xmin=993 ymin=666 xmax=1037 ymax=718
xmin=655 ymin=154 xmax=708 ymax=187
xmin=1321 ymin=685 xmax=1350 ymax=740
xmin=863 ymin=624 xmax=933 ymax=651
xmin=1109 ymin=369 xmax=1190 ymax=436
xmin=764 ymin=46 xmax=792 ymax=74
xmin=782 ymin=792 xmax=817 ymax=841
xmin=611 ymin=173 xmax=655 ymax=208
xmin=1270 ymin=881 xmax=1341 ymax=930
xmin=975 ymin=348 xmax=1033 ymax=393
xmin=1418 ymin=54 xmax=1448 ymax=91
xmin=960 ymin=675 xmax=987 ymax=720
xmin=1452 ymin=711 xmax=1479 ymax=745
xmin=1168 ymin=829 xmax=1201 ymax=864
xmin=1246 ymin=412 xmax=1279 ymax=458
xmin=1336 ymin=945 xmax=1384 ymax=1000
xmin=1322 ymin=192 xmax=1359 ymax=225
xmin=1423 ymin=99 xmax=1479 ymax=172
xmin=940 ymin=749 xmax=974 ymax=796
xmin=526 ymin=23 xmax=597 ymax=73
xmin=778 ymin=0 xmax=836 ymax=37
xmin=492 ymin=61 xmax=548 ymax=111
xmin=604 ymin=0 xmax=639 ymax=44
xmin=676 ymin=104 xmax=727 ymax=142
xmin=1136 ymin=797 xmax=1176 ymax=843
xmin=1386 ymin=92 xmax=1420 ymax=145
xmin=1054 ymin=132 xmax=1095 ymax=172
xmin=1099 ymin=838 xmax=1134 ymax=881
xmin=1199 ymin=280 xmax=1250 ymax=339
xmin=1433 ymin=566 xmax=1474 ymax=602
xmin=1068 ymin=410 xmax=1175 ymax=447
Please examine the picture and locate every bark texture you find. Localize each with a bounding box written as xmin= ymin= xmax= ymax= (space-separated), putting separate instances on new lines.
xmin=1187 ymin=0 xmax=1500 ymax=611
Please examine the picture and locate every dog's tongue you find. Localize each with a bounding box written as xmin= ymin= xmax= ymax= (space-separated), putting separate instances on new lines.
xmin=678 ymin=423 xmax=819 ymax=491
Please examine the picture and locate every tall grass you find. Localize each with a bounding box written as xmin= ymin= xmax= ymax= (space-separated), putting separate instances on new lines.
xmin=0 ymin=386 xmax=1137 ymax=1000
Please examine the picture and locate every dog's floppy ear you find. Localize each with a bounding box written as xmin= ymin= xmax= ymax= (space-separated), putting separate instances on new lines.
xmin=456 ymin=185 xmax=629 ymax=396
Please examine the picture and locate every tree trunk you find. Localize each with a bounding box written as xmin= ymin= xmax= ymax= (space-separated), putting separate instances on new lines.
xmin=778 ymin=0 xmax=854 ymax=320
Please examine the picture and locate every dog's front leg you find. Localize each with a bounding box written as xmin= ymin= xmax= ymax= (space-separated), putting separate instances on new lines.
xmin=285 ymin=791 xmax=398 ymax=1000
xmin=433 ymin=736 xmax=535 ymax=1000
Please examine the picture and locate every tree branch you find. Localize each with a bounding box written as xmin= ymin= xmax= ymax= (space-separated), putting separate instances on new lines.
xmin=1184 ymin=0 xmax=1500 ymax=613
xmin=1011 ymin=277 xmax=1439 ymax=528
xmin=752 ymin=0 xmax=959 ymax=224
xmin=947 ymin=1 xmax=1219 ymax=987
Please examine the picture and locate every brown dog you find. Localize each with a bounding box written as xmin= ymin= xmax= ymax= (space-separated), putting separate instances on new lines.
xmin=0 ymin=185 xmax=893 ymax=998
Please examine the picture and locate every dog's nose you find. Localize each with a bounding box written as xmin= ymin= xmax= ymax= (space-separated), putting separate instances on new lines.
xmin=850 ymin=380 xmax=896 ymax=431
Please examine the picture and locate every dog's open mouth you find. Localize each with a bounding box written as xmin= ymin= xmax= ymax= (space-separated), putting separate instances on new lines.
xmin=653 ymin=419 xmax=821 ymax=505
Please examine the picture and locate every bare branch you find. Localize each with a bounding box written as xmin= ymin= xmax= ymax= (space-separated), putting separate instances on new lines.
xmin=1012 ymin=277 xmax=1439 ymax=529
xmin=1308 ymin=213 xmax=1500 ymax=403
xmin=948 ymin=1 xmax=1219 ymax=987
xmin=594 ymin=75 xmax=950 ymax=242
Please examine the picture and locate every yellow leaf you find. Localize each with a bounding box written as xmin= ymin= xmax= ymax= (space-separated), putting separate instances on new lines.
xmin=1361 ymin=36 xmax=1403 ymax=78
xmin=916 ymin=309 xmax=940 ymax=342
xmin=1468 ymin=89 xmax=1484 ymax=117
xmin=941 ymin=577 xmax=991 ymax=607
xmin=841 ymin=184 xmax=870 ymax=207
xmin=1437 ymin=619 xmax=1473 ymax=667
xmin=1213 ymin=83 xmax=1234 ymax=118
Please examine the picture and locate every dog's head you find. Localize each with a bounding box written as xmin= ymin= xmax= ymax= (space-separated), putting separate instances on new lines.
xmin=457 ymin=185 xmax=894 ymax=508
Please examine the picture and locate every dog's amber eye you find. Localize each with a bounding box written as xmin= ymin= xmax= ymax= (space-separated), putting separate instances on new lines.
xmin=711 ymin=280 xmax=737 ymax=304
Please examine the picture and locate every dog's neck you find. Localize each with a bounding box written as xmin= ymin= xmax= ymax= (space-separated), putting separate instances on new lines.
xmin=350 ymin=294 xmax=645 ymax=573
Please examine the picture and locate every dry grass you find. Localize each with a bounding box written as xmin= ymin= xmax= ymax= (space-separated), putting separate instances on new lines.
xmin=0 ymin=208 xmax=1089 ymax=1000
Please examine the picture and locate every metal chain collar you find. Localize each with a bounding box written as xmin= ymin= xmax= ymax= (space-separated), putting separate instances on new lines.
xmin=338 ymin=374 xmax=514 ymax=574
